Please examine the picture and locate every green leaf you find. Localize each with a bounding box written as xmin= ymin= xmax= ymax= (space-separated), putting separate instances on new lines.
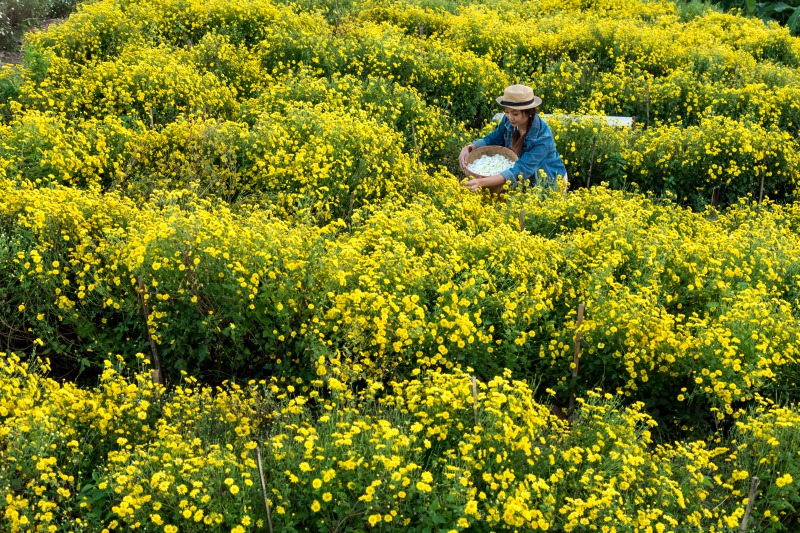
xmin=788 ymin=7 xmax=800 ymax=35
xmin=760 ymin=2 xmax=795 ymax=14
xmin=746 ymin=0 xmax=757 ymax=13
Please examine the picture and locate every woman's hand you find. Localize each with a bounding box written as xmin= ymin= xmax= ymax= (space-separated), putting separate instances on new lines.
xmin=459 ymin=143 xmax=475 ymax=171
xmin=462 ymin=174 xmax=505 ymax=193
xmin=462 ymin=177 xmax=483 ymax=193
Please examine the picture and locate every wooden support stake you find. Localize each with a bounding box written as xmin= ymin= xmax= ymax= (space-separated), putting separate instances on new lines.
xmin=347 ymin=190 xmax=356 ymax=228
xmin=519 ymin=209 xmax=525 ymax=232
xmin=410 ymin=122 xmax=420 ymax=166
xmin=137 ymin=275 xmax=163 ymax=385
xmin=739 ymin=476 xmax=760 ymax=533
xmin=471 ymin=375 xmax=479 ymax=426
xmin=757 ymin=170 xmax=766 ymax=212
xmin=333 ymin=0 xmax=340 ymax=25
xmin=645 ymin=77 xmax=651 ymax=127
xmin=711 ymin=186 xmax=720 ymax=208
xmin=256 ymin=446 xmax=275 ymax=533
xmin=568 ymin=303 xmax=585 ymax=414
xmin=587 ymin=136 xmax=597 ymax=189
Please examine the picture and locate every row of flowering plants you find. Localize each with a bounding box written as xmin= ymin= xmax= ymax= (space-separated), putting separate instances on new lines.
xmin=1 ymin=353 xmax=799 ymax=531
xmin=0 ymin=0 xmax=799 ymax=208
xmin=2 ymin=179 xmax=800 ymax=430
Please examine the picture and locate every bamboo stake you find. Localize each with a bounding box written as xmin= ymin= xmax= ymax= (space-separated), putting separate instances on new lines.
xmin=410 ymin=122 xmax=421 ymax=166
xmin=137 ymin=275 xmax=163 ymax=385
xmin=739 ymin=476 xmax=760 ymax=532
xmin=332 ymin=0 xmax=341 ymax=30
xmin=568 ymin=303 xmax=585 ymax=414
xmin=256 ymin=446 xmax=275 ymax=533
xmin=471 ymin=375 xmax=479 ymax=426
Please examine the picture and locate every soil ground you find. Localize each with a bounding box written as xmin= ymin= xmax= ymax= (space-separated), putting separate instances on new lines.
xmin=0 ymin=50 xmax=24 ymax=66
xmin=1 ymin=18 xmax=66 ymax=66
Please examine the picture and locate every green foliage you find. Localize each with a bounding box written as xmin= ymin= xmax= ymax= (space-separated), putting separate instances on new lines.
xmin=0 ymin=65 xmax=21 ymax=122
xmin=673 ymin=0 xmax=721 ymax=21
xmin=709 ymin=0 xmax=800 ymax=34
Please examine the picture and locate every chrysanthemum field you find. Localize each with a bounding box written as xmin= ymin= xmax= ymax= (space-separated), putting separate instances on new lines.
xmin=1 ymin=0 xmax=800 ymax=530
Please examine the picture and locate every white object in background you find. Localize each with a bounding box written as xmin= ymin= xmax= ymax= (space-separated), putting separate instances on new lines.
xmin=492 ymin=113 xmax=634 ymax=127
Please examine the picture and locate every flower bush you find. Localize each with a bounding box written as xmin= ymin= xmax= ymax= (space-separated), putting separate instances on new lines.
xmin=1 ymin=354 xmax=799 ymax=531
xmin=3 ymin=180 xmax=800 ymax=431
xmin=2 ymin=0 xmax=800 ymax=528
xmin=0 ymin=354 xmax=797 ymax=531
xmin=1 ymin=0 xmax=797 ymax=208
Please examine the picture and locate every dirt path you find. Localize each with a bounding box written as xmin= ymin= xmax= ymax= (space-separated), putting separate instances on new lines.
xmin=0 ymin=50 xmax=24 ymax=66
xmin=1 ymin=18 xmax=66 ymax=66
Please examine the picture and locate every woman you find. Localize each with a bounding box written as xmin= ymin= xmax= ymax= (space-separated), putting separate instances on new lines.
xmin=459 ymin=84 xmax=567 ymax=193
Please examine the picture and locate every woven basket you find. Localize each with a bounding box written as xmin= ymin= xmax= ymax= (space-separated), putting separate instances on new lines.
xmin=463 ymin=145 xmax=518 ymax=178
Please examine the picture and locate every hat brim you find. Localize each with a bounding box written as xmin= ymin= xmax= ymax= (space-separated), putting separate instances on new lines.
xmin=496 ymin=95 xmax=542 ymax=109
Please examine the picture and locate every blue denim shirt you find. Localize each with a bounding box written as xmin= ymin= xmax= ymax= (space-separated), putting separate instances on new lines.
xmin=473 ymin=115 xmax=567 ymax=188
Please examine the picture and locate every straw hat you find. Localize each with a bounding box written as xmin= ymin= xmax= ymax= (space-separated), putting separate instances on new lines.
xmin=496 ymin=84 xmax=542 ymax=110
